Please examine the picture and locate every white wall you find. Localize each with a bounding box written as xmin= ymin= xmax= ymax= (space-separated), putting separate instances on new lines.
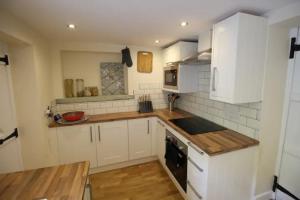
xmin=61 ymin=50 xmax=122 ymax=95
xmin=50 ymin=41 xmax=164 ymax=99
xmin=0 ymin=9 xmax=55 ymax=169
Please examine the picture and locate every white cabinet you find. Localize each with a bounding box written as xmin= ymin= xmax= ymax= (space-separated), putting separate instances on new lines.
xmin=95 ymin=121 xmax=129 ymax=166
xmin=198 ymin=30 xmax=212 ymax=53
xmin=156 ymin=119 xmax=166 ymax=166
xmin=186 ymin=141 xmax=257 ymax=200
xmin=163 ymin=41 xmax=198 ymax=64
xmin=128 ymin=118 xmax=152 ymax=160
xmin=57 ymin=124 xmax=98 ymax=168
xmin=210 ymin=12 xmax=267 ymax=104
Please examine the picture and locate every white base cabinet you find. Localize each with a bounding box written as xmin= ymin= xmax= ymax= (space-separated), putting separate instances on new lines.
xmin=95 ymin=121 xmax=129 ymax=166
xmin=57 ymin=125 xmax=98 ymax=168
xmin=56 ymin=118 xmax=153 ymax=168
xmin=128 ymin=118 xmax=152 ymax=160
xmin=156 ymin=119 xmax=166 ymax=166
xmin=187 ymin=141 xmax=257 ymax=200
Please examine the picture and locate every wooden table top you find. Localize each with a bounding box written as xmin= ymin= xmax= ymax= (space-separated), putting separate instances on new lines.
xmin=49 ymin=109 xmax=259 ymax=156
xmin=0 ymin=161 xmax=90 ymax=200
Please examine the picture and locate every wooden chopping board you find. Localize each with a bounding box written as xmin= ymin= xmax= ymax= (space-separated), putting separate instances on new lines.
xmin=137 ymin=51 xmax=153 ymax=73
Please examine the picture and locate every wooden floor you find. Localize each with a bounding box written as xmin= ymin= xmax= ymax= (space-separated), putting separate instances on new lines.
xmin=89 ymin=161 xmax=184 ymax=200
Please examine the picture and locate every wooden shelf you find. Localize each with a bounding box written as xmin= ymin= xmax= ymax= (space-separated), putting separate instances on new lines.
xmin=55 ymin=95 xmax=135 ymax=104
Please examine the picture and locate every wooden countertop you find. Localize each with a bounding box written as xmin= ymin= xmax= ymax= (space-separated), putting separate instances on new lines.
xmin=0 ymin=161 xmax=90 ymax=200
xmin=49 ymin=109 xmax=259 ymax=156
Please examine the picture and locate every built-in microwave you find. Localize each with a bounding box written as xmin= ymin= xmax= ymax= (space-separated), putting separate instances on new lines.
xmin=163 ymin=63 xmax=199 ymax=93
xmin=163 ymin=64 xmax=178 ymax=90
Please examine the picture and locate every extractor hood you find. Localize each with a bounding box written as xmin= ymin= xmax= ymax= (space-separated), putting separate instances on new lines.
xmin=170 ymin=30 xmax=212 ymax=65
xmin=179 ymin=48 xmax=211 ymax=65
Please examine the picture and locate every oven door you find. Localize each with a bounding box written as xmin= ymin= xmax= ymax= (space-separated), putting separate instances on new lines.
xmin=165 ymin=137 xmax=187 ymax=191
xmin=164 ymin=65 xmax=178 ymax=90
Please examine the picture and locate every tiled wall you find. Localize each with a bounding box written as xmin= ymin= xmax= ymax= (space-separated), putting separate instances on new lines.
xmin=53 ymin=82 xmax=168 ymax=115
xmin=176 ymin=65 xmax=261 ymax=140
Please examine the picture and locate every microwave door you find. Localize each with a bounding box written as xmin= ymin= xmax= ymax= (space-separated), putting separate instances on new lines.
xmin=164 ymin=69 xmax=178 ymax=90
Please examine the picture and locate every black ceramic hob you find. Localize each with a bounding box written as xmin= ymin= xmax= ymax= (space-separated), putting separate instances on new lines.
xmin=169 ymin=116 xmax=226 ymax=135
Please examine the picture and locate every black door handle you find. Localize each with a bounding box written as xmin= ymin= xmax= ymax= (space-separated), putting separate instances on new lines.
xmin=0 ymin=128 xmax=18 ymax=145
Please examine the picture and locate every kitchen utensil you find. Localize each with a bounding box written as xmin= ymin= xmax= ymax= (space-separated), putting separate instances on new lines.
xmin=138 ymin=94 xmax=153 ymax=113
xmin=57 ymin=116 xmax=89 ymax=125
xmin=76 ymin=79 xmax=84 ymax=97
xmin=137 ymin=51 xmax=153 ymax=73
xmin=62 ymin=111 xmax=85 ymax=122
xmin=64 ymin=79 xmax=74 ymax=98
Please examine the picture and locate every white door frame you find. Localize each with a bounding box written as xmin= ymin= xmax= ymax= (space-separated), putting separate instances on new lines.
xmin=274 ymin=27 xmax=300 ymax=199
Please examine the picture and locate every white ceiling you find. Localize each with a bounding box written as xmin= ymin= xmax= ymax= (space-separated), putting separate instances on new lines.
xmin=0 ymin=0 xmax=297 ymax=47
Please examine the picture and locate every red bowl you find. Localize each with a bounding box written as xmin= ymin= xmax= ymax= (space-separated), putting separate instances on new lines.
xmin=62 ymin=111 xmax=85 ymax=122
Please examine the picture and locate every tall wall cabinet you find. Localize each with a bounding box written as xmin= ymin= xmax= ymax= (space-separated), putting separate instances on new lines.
xmin=210 ymin=12 xmax=267 ymax=104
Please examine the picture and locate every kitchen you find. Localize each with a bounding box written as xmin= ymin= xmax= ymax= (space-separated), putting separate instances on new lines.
xmin=0 ymin=1 xmax=300 ymax=200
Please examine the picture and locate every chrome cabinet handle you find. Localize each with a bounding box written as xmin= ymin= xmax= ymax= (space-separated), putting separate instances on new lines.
xmin=188 ymin=157 xmax=204 ymax=172
xmin=212 ymin=67 xmax=217 ymax=91
xmin=90 ymin=126 xmax=93 ymax=143
xmin=187 ymin=181 xmax=203 ymax=199
xmin=147 ymin=120 xmax=150 ymax=134
xmin=188 ymin=142 xmax=204 ymax=155
xmin=98 ymin=125 xmax=101 ymax=141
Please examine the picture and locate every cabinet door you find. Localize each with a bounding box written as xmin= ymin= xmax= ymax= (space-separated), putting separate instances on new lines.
xmin=128 ymin=118 xmax=152 ymax=160
xmin=57 ymin=125 xmax=97 ymax=168
xmin=210 ymin=15 xmax=237 ymax=102
xmin=95 ymin=121 xmax=128 ymax=166
xmin=156 ymin=120 xmax=166 ymax=166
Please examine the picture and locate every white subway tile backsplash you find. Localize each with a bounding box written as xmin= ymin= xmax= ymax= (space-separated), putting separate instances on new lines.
xmin=176 ymin=65 xmax=262 ymax=139
xmin=247 ymin=118 xmax=260 ymax=130
xmin=224 ymin=120 xmax=238 ymax=130
xmin=106 ymin=107 xmax=119 ymax=113
xmin=93 ymin=108 xmax=106 ymax=115
xmin=240 ymin=107 xmax=257 ymax=119
xmin=99 ymin=101 xmax=113 ymax=108
xmin=112 ymin=101 xmax=124 ymax=107
xmin=88 ymin=102 xmax=100 ymax=109
xmin=55 ymin=82 xmax=167 ymax=116
xmin=238 ymin=125 xmax=256 ymax=138
xmin=73 ymin=103 xmax=88 ymax=110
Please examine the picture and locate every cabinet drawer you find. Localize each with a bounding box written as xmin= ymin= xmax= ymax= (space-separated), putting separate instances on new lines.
xmin=187 ymin=157 xmax=207 ymax=198
xmin=188 ymin=142 xmax=209 ymax=170
xmin=187 ymin=181 xmax=204 ymax=200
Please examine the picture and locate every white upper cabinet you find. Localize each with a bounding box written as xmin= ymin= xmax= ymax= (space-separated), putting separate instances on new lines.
xmin=210 ymin=13 xmax=267 ymax=104
xmin=95 ymin=121 xmax=129 ymax=166
xmin=57 ymin=124 xmax=98 ymax=168
xmin=128 ymin=118 xmax=152 ymax=160
xmin=163 ymin=41 xmax=198 ymax=64
xmin=198 ymin=30 xmax=212 ymax=53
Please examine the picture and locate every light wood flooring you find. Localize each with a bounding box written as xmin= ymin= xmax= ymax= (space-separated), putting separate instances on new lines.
xmin=89 ymin=161 xmax=184 ymax=200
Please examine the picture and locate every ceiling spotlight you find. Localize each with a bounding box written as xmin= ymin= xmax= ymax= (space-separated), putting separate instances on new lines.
xmin=67 ymin=24 xmax=76 ymax=29
xmin=155 ymin=40 xmax=160 ymax=44
xmin=180 ymin=21 xmax=189 ymax=27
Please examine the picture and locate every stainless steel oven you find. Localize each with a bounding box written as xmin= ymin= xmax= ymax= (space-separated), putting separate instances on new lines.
xmin=163 ymin=64 xmax=178 ymax=90
xmin=165 ymin=129 xmax=187 ymax=191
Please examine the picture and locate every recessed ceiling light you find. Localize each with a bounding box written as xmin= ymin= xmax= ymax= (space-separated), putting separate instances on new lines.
xmin=155 ymin=40 xmax=160 ymax=44
xmin=180 ymin=21 xmax=189 ymax=27
xmin=67 ymin=24 xmax=76 ymax=29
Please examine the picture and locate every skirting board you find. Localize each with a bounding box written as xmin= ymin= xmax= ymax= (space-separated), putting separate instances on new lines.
xmin=89 ymin=156 xmax=157 ymax=174
xmin=255 ymin=191 xmax=275 ymax=200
